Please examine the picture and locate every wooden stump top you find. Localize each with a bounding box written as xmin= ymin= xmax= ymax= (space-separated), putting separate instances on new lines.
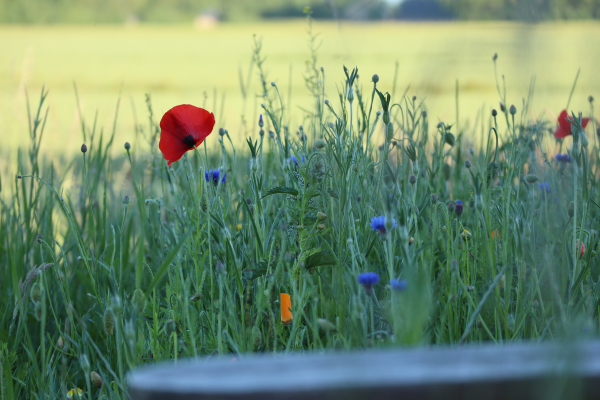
xmin=129 ymin=340 xmax=600 ymax=400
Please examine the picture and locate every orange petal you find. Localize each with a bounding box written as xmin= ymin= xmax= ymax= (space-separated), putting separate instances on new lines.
xmin=280 ymin=293 xmax=293 ymax=324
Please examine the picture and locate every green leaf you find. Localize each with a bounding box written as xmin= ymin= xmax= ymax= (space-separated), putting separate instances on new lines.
xmin=305 ymin=250 xmax=336 ymax=269
xmin=261 ymin=186 xmax=298 ymax=199
xmin=145 ymin=229 xmax=192 ymax=293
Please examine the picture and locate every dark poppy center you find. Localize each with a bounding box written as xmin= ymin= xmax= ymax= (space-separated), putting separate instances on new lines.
xmin=182 ymin=135 xmax=196 ymax=149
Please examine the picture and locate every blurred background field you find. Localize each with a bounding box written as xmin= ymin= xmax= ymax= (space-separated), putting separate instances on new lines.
xmin=2 ymin=20 xmax=600 ymax=158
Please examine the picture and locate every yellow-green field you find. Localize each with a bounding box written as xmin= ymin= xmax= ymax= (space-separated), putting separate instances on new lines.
xmin=2 ymin=20 xmax=600 ymax=155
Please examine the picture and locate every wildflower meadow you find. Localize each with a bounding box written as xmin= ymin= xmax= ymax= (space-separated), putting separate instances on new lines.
xmin=2 ymin=17 xmax=600 ymax=400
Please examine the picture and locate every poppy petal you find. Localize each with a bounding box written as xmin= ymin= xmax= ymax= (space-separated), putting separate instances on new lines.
xmin=554 ymin=126 xmax=571 ymax=139
xmin=582 ymin=118 xmax=590 ymax=129
xmin=159 ymin=104 xmax=215 ymax=166
xmin=557 ymin=110 xmax=571 ymax=132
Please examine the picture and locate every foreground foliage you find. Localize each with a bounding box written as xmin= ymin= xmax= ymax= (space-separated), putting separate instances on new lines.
xmin=1 ymin=36 xmax=599 ymax=400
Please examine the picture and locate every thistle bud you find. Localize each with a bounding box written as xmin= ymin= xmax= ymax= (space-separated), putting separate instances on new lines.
xmin=132 ymin=288 xmax=146 ymax=314
xmin=124 ymin=142 xmax=131 ymax=150
xmin=91 ymin=371 xmax=103 ymax=389
xmin=30 ymin=282 xmax=42 ymax=303
xmin=372 ymin=74 xmax=379 ymax=83
xmin=444 ymin=132 xmax=456 ymax=147
xmin=317 ymin=212 xmax=327 ymax=221
xmin=509 ymin=105 xmax=517 ymax=115
xmin=315 ymin=139 xmax=326 ymax=149
xmin=81 ymin=144 xmax=87 ymax=153
xmin=409 ymin=175 xmax=417 ymax=185
xmin=103 ymin=308 xmax=115 ymax=336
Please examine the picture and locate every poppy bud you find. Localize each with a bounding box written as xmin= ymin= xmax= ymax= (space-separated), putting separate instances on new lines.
xmin=409 ymin=175 xmax=417 ymax=185
xmin=252 ymin=325 xmax=263 ymax=346
xmin=386 ymin=122 xmax=394 ymax=141
xmin=80 ymin=354 xmax=90 ymax=374
xmin=454 ymin=200 xmax=464 ymax=216
xmin=524 ymin=174 xmax=539 ymax=184
xmin=124 ymin=142 xmax=131 ymax=150
xmin=31 ymin=282 xmax=42 ymax=303
xmin=568 ymin=201 xmax=575 ymax=218
xmin=442 ymin=164 xmax=451 ymax=181
xmin=431 ymin=194 xmax=438 ymax=204
xmin=81 ymin=144 xmax=87 ymax=153
xmin=499 ymin=102 xmax=505 ymax=112
xmin=317 ymin=212 xmax=327 ymax=221
xmin=383 ymin=111 xmax=390 ymax=125
xmin=122 ymin=195 xmax=130 ymax=205
xmin=317 ymin=318 xmax=336 ymax=332
xmin=464 ymin=160 xmax=472 ymax=169
xmin=509 ymin=105 xmax=517 ymax=115
xmin=103 ymin=308 xmax=115 ymax=336
xmin=372 ymin=74 xmax=379 ymax=83
xmin=132 ymin=288 xmax=146 ymax=314
xmin=91 ymin=371 xmax=103 ymax=389
xmin=447 ymin=202 xmax=455 ymax=213
xmin=315 ymin=139 xmax=326 ymax=149
xmin=444 ymin=132 xmax=456 ymax=147
xmin=491 ymin=109 xmax=497 ymax=117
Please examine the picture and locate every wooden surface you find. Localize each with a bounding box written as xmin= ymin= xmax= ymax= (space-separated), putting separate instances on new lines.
xmin=129 ymin=340 xmax=600 ymax=400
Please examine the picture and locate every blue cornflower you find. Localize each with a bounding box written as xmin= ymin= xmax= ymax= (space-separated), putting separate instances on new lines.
xmin=537 ymin=181 xmax=551 ymax=193
xmin=290 ymin=155 xmax=305 ymax=166
xmin=555 ymin=153 xmax=571 ymax=163
xmin=205 ymin=169 xmax=226 ymax=185
xmin=454 ymin=200 xmax=464 ymax=217
xmin=358 ymin=272 xmax=380 ymax=294
xmin=369 ymin=215 xmax=397 ymax=235
xmin=390 ymin=278 xmax=408 ymax=291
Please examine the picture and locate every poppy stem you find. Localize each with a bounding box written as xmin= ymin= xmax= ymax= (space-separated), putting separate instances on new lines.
xmin=565 ymin=68 xmax=580 ymax=111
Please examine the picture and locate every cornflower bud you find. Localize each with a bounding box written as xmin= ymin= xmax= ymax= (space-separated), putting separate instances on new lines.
xmin=124 ymin=142 xmax=131 ymax=150
xmin=464 ymin=160 xmax=472 ymax=169
xmin=422 ymin=110 xmax=427 ymax=118
xmin=447 ymin=202 xmax=455 ymax=213
xmin=81 ymin=143 xmax=87 ymax=153
xmin=589 ymin=95 xmax=594 ymax=103
xmin=409 ymin=175 xmax=417 ymax=185
xmin=431 ymin=194 xmax=438 ymax=204
xmin=122 ymin=195 xmax=130 ymax=205
xmin=499 ymin=102 xmax=506 ymax=112
xmin=491 ymin=109 xmax=497 ymax=117
xmin=509 ymin=105 xmax=517 ymax=115
xmin=372 ymin=74 xmax=379 ymax=83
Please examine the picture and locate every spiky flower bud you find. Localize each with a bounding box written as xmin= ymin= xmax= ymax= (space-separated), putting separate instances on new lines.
xmin=132 ymin=288 xmax=146 ymax=314
xmin=372 ymin=74 xmax=379 ymax=83
xmin=30 ymin=282 xmax=42 ymax=303
xmin=103 ymin=308 xmax=115 ymax=336
xmin=91 ymin=371 xmax=103 ymax=389
xmin=315 ymin=139 xmax=326 ymax=149
xmin=431 ymin=194 xmax=438 ymax=204
xmin=81 ymin=143 xmax=87 ymax=153
xmin=447 ymin=202 xmax=455 ymax=213
xmin=124 ymin=142 xmax=131 ymax=150
xmin=409 ymin=175 xmax=417 ymax=185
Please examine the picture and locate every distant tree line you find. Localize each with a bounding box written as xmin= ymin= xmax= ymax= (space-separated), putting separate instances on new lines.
xmin=1 ymin=0 xmax=599 ymax=23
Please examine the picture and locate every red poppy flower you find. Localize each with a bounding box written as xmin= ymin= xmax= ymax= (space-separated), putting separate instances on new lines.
xmin=159 ymin=104 xmax=215 ymax=166
xmin=554 ymin=110 xmax=589 ymax=139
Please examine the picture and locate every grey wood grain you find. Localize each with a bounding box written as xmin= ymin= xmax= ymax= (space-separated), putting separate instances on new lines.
xmin=129 ymin=340 xmax=600 ymax=400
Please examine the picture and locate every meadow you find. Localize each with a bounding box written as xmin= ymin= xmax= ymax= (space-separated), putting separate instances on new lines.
xmin=2 ymin=18 xmax=600 ymax=400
